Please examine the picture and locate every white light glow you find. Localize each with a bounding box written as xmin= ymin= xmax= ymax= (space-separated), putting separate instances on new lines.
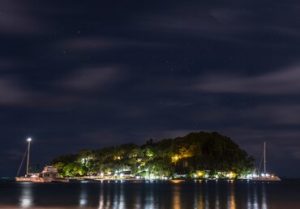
xmin=19 ymin=183 xmax=33 ymax=208
xmin=27 ymin=137 xmax=32 ymax=142
xmin=80 ymin=199 xmax=87 ymax=206
xmin=21 ymin=198 xmax=32 ymax=208
xmin=79 ymin=188 xmax=88 ymax=207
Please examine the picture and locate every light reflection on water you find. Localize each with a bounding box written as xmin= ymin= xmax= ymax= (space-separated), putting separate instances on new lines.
xmin=262 ymin=184 xmax=267 ymax=209
xmin=228 ymin=183 xmax=236 ymax=209
xmin=19 ymin=183 xmax=33 ymax=208
xmin=215 ymin=183 xmax=220 ymax=209
xmin=79 ymin=183 xmax=88 ymax=207
xmin=0 ymin=181 xmax=293 ymax=209
xmin=102 ymin=182 xmax=263 ymax=209
xmin=172 ymin=185 xmax=181 ymax=209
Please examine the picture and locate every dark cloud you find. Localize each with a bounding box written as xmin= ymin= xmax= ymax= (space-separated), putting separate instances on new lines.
xmin=193 ymin=64 xmax=300 ymax=94
xmin=61 ymin=37 xmax=166 ymax=51
xmin=0 ymin=77 xmax=31 ymax=105
xmin=60 ymin=66 xmax=126 ymax=91
xmin=0 ymin=0 xmax=46 ymax=35
xmin=137 ymin=1 xmax=300 ymax=51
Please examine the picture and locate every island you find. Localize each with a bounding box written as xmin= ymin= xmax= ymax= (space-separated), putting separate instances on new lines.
xmin=51 ymin=132 xmax=255 ymax=181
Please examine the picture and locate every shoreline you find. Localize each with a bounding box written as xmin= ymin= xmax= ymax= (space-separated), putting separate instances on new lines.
xmin=2 ymin=176 xmax=284 ymax=183
xmin=58 ymin=177 xmax=281 ymax=183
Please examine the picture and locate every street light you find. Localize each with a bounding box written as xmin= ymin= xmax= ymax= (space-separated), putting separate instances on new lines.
xmin=27 ymin=137 xmax=32 ymax=142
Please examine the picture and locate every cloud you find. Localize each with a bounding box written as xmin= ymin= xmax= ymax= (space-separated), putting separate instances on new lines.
xmin=61 ymin=66 xmax=126 ymax=91
xmin=290 ymin=147 xmax=300 ymax=160
xmin=251 ymin=105 xmax=300 ymax=125
xmin=0 ymin=66 xmax=127 ymax=108
xmin=193 ymin=64 xmax=300 ymax=94
xmin=60 ymin=36 xmax=167 ymax=51
xmin=0 ymin=77 xmax=30 ymax=105
xmin=137 ymin=4 xmax=300 ymax=48
xmin=0 ymin=1 xmax=45 ymax=35
xmin=0 ymin=12 xmax=41 ymax=34
xmin=137 ymin=7 xmax=251 ymax=45
xmin=0 ymin=58 xmax=18 ymax=69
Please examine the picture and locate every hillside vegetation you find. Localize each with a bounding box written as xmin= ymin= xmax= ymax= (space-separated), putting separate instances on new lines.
xmin=52 ymin=132 xmax=254 ymax=179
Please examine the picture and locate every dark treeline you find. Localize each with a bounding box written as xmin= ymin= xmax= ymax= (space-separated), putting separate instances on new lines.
xmin=51 ymin=132 xmax=254 ymax=178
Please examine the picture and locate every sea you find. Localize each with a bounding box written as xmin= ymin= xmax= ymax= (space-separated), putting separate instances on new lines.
xmin=0 ymin=179 xmax=299 ymax=209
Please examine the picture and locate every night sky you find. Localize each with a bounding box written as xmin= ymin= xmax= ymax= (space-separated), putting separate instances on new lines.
xmin=1 ymin=0 xmax=300 ymax=177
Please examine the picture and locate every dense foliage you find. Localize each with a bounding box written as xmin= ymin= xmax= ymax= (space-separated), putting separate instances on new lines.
xmin=51 ymin=132 xmax=254 ymax=178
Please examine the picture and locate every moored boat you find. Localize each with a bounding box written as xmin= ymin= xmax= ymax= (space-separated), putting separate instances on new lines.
xmin=15 ymin=137 xmax=68 ymax=183
xmin=252 ymin=142 xmax=280 ymax=182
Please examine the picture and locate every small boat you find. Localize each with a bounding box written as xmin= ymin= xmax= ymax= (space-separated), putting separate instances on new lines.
xmin=252 ymin=142 xmax=281 ymax=181
xmin=15 ymin=137 xmax=68 ymax=183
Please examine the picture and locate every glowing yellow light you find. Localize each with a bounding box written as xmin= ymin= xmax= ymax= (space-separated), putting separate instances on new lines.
xmin=171 ymin=155 xmax=180 ymax=163
xmin=227 ymin=172 xmax=237 ymax=179
xmin=196 ymin=171 xmax=205 ymax=177
xmin=114 ymin=156 xmax=121 ymax=160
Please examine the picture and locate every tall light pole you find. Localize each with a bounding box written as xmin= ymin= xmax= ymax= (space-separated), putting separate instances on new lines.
xmin=26 ymin=137 xmax=32 ymax=176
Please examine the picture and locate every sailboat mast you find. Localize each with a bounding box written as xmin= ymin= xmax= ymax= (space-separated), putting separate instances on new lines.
xmin=26 ymin=138 xmax=32 ymax=176
xmin=263 ymin=141 xmax=266 ymax=174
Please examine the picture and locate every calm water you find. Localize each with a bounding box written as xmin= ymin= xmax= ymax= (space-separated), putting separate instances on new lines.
xmin=0 ymin=180 xmax=299 ymax=209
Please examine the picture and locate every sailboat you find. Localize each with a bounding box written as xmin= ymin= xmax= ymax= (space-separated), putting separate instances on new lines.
xmin=252 ymin=142 xmax=281 ymax=181
xmin=15 ymin=137 xmax=68 ymax=183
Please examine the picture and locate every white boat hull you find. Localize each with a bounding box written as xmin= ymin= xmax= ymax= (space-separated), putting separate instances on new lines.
xmin=252 ymin=176 xmax=281 ymax=182
xmin=15 ymin=176 xmax=69 ymax=183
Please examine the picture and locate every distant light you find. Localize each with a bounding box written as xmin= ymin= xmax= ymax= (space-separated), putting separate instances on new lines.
xmin=20 ymin=198 xmax=32 ymax=208
xmin=27 ymin=138 xmax=32 ymax=142
xmin=79 ymin=198 xmax=87 ymax=206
